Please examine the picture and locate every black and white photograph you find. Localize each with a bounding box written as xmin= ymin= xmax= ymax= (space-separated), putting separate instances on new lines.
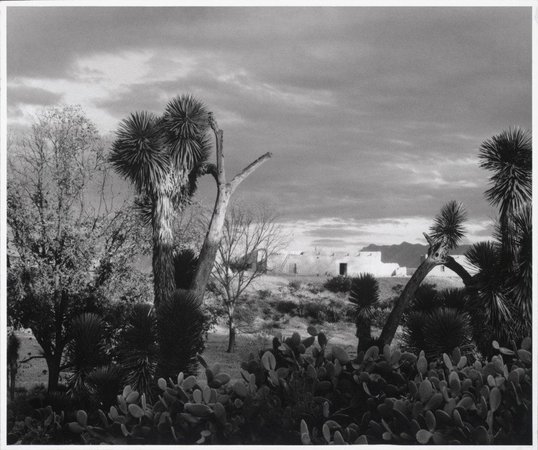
xmin=1 ymin=2 xmax=534 ymax=447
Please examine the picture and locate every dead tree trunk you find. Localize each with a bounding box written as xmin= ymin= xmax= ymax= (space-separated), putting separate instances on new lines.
xmin=190 ymin=114 xmax=272 ymax=300
xmin=378 ymin=233 xmax=473 ymax=346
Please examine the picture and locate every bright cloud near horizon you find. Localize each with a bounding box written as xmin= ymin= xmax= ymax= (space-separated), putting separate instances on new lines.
xmin=6 ymin=6 xmax=532 ymax=252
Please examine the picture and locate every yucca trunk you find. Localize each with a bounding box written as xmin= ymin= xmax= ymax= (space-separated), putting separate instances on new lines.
xmin=379 ymin=258 xmax=437 ymax=346
xmin=46 ymin=355 xmax=62 ymax=392
xmin=153 ymin=194 xmax=175 ymax=309
xmin=356 ymin=317 xmax=372 ymax=354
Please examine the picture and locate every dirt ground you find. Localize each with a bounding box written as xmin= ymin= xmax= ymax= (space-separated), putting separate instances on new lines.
xmin=12 ymin=273 xmax=463 ymax=390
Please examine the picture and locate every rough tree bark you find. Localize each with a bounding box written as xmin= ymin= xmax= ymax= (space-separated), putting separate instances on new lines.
xmin=190 ymin=114 xmax=272 ymax=300
xmin=378 ymin=232 xmax=472 ymax=346
xmin=153 ymin=194 xmax=176 ymax=309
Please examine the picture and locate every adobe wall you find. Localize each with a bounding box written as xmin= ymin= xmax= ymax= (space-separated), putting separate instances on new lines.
xmin=267 ymin=251 xmax=405 ymax=277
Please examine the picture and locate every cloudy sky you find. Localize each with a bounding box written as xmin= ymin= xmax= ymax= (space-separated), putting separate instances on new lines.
xmin=6 ymin=6 xmax=532 ymax=251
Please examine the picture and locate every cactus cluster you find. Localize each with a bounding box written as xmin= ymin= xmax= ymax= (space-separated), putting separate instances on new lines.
xmin=8 ymin=329 xmax=532 ymax=445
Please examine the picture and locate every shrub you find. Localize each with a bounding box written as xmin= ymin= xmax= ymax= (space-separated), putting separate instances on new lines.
xmin=307 ymin=283 xmax=324 ymax=294
xmin=8 ymin=330 xmax=532 ymax=445
xmin=116 ymin=303 xmax=157 ymax=400
xmin=402 ymin=308 xmax=474 ymax=358
xmin=156 ymin=290 xmax=206 ymax=380
xmin=64 ymin=313 xmax=109 ymax=396
xmin=370 ymin=304 xmax=391 ymax=329
xmin=273 ymin=299 xmax=297 ymax=315
xmin=323 ymin=275 xmax=352 ymax=293
xmin=439 ymin=288 xmax=468 ymax=312
xmin=173 ymin=249 xmax=198 ymax=290
xmin=407 ymin=283 xmax=440 ymax=313
xmin=300 ymin=301 xmax=326 ymax=323
xmin=257 ymin=289 xmax=272 ymax=300
xmin=288 ymin=280 xmax=302 ymax=291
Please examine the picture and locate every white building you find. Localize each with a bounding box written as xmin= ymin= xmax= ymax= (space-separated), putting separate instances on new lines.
xmin=267 ymin=250 xmax=406 ymax=277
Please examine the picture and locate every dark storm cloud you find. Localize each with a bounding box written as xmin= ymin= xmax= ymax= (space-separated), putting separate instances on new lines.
xmin=8 ymin=85 xmax=63 ymax=106
xmin=7 ymin=6 xmax=531 ymax=238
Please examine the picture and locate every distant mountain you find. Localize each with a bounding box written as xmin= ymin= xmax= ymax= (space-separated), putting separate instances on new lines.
xmin=361 ymin=242 xmax=472 ymax=268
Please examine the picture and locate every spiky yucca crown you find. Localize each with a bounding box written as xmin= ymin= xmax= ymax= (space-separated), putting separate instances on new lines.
xmin=429 ymin=200 xmax=467 ymax=250
xmin=478 ymin=127 xmax=531 ymax=216
xmin=109 ymin=95 xmax=212 ymax=198
xmin=349 ymin=273 xmax=379 ymax=318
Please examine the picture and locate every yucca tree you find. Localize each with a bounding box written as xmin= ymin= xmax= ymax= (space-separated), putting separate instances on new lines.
xmin=478 ymin=127 xmax=531 ymax=269
xmin=109 ymin=95 xmax=212 ymax=309
xmin=349 ymin=274 xmax=379 ymax=354
xmin=116 ymin=303 xmax=158 ymax=400
xmin=64 ymin=313 xmax=109 ymax=397
xmin=379 ymin=201 xmax=469 ymax=345
xmin=466 ymin=127 xmax=533 ymax=346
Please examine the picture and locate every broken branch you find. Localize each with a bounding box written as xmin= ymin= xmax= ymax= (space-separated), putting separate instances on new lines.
xmin=230 ymin=152 xmax=273 ymax=193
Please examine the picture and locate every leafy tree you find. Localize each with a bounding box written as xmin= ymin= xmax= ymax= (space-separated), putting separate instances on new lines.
xmin=348 ymin=274 xmax=379 ymax=354
xmin=7 ymin=105 xmax=148 ymax=391
xmin=211 ymin=203 xmax=287 ymax=352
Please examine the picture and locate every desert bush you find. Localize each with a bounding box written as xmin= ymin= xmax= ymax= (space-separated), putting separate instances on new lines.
xmin=403 ymin=308 xmax=474 ymax=358
xmin=64 ymin=313 xmax=110 ymax=397
xmin=323 ymin=275 xmax=351 ymax=293
xmin=8 ymin=329 xmax=532 ymax=445
xmin=307 ymin=283 xmax=324 ymax=294
xmin=156 ymin=290 xmax=206 ymax=380
xmin=272 ymin=299 xmax=297 ymax=316
xmin=85 ymin=366 xmax=124 ymax=410
xmin=173 ymin=249 xmax=199 ymax=290
xmin=257 ymin=289 xmax=272 ymax=300
xmin=407 ymin=283 xmax=440 ymax=313
xmin=299 ymin=301 xmax=326 ymax=323
xmin=116 ymin=303 xmax=158 ymax=400
xmin=288 ymin=280 xmax=302 ymax=291
xmin=370 ymin=304 xmax=392 ymax=329
xmin=439 ymin=288 xmax=468 ymax=312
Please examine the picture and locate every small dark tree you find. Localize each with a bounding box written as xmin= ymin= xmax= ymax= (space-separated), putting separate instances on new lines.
xmin=64 ymin=313 xmax=109 ymax=397
xmin=349 ymin=274 xmax=379 ymax=354
xmin=156 ymin=290 xmax=206 ymax=378
xmin=116 ymin=303 xmax=158 ymax=400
